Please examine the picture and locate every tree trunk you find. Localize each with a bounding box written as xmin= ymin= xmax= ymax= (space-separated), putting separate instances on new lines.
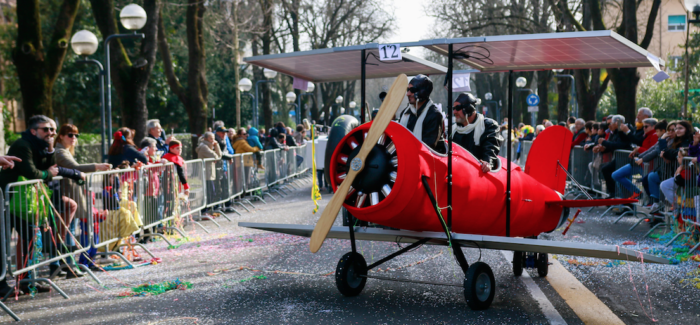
xmin=231 ymin=0 xmax=241 ymax=128
xmin=158 ymin=0 xmax=208 ymax=136
xmin=537 ymin=70 xmax=550 ymax=123
xmin=14 ymin=0 xmax=80 ymax=125
xmin=610 ymin=68 xmax=639 ymax=121
xmin=260 ymin=0 xmax=274 ymax=130
xmin=91 ymin=0 xmax=159 ymax=144
xmin=556 ymin=73 xmax=571 ymax=123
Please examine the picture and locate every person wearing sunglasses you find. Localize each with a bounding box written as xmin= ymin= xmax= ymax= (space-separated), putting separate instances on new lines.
xmin=398 ymin=74 xmax=445 ymax=152
xmin=451 ymin=93 xmax=503 ymax=173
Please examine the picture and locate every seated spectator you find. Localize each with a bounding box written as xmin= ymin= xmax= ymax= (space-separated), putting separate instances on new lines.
xmin=108 ymin=128 xmax=148 ymax=168
xmin=659 ymin=141 xmax=699 ymax=210
xmin=597 ymin=115 xmax=632 ymax=198
xmin=646 ymin=121 xmax=694 ymax=212
xmin=571 ymin=118 xmax=587 ymax=148
xmin=285 ymin=126 xmax=298 ymax=146
xmin=266 ymin=132 xmax=289 ymax=151
xmin=624 ymin=107 xmax=653 ymax=147
xmin=611 ymin=118 xmax=661 ymax=199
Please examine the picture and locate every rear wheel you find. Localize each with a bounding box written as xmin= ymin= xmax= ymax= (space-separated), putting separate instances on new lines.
xmin=335 ymin=252 xmax=367 ymax=296
xmin=512 ymin=251 xmax=523 ymax=276
xmin=464 ymin=262 xmax=495 ymax=310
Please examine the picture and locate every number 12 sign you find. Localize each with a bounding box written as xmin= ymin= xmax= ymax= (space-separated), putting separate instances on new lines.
xmin=378 ymin=44 xmax=402 ymax=61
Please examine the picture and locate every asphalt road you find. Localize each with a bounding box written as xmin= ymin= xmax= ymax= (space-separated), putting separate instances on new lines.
xmin=1 ymin=178 xmax=699 ymax=324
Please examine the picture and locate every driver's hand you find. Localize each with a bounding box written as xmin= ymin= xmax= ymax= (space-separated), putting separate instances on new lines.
xmin=479 ymin=160 xmax=490 ymax=173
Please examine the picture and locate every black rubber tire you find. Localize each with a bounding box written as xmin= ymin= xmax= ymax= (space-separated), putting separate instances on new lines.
xmin=464 ymin=262 xmax=496 ymax=310
xmin=324 ymin=115 xmax=360 ymax=188
xmin=335 ymin=252 xmax=367 ymax=297
xmin=512 ymin=251 xmax=524 ymax=276
xmin=537 ymin=253 xmax=549 ymax=277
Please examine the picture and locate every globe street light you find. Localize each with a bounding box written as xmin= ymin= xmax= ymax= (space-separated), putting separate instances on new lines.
xmin=286 ymin=91 xmax=299 ymax=125
xmin=105 ymin=3 xmax=147 ymax=145
xmin=335 ymin=96 xmax=343 ymax=104
xmin=238 ymin=78 xmax=255 ymax=125
xmin=349 ymin=101 xmax=357 ymax=116
xmin=328 ymin=95 xmax=344 ymax=125
xmin=71 ymin=30 xmax=107 ymax=161
xmin=515 ymin=76 xmax=527 ymax=88
xmin=254 ymin=69 xmax=278 ymax=127
xmin=297 ymin=82 xmax=315 ymax=124
xmin=483 ymin=92 xmax=499 ymax=121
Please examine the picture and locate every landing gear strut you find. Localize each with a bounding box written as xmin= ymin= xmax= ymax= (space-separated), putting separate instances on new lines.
xmin=512 ymin=251 xmax=548 ymax=277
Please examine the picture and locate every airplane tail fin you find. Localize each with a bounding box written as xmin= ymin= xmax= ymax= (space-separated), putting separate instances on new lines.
xmin=524 ymin=125 xmax=572 ymax=194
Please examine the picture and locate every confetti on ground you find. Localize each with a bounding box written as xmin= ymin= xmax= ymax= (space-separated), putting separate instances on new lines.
xmin=622 ymin=241 xmax=637 ymax=245
xmin=118 ymin=278 xmax=192 ymax=298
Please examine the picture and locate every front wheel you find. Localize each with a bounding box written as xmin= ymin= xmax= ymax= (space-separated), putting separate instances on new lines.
xmin=464 ymin=262 xmax=495 ymax=310
xmin=335 ymin=252 xmax=367 ymax=296
xmin=512 ymin=251 xmax=523 ymax=276
xmin=537 ymin=253 xmax=549 ymax=277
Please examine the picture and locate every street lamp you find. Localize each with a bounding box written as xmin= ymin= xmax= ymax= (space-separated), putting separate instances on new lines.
xmin=105 ymin=3 xmax=147 ymax=145
xmin=686 ymin=1 xmax=700 ymax=23
xmin=238 ymin=78 xmax=255 ymax=126
xmin=254 ymin=68 xmax=277 ymax=127
xmin=286 ymin=91 xmax=299 ymax=124
xmin=71 ymin=30 xmax=108 ymax=162
xmin=329 ymin=95 xmax=343 ymax=125
xmin=297 ymin=82 xmax=315 ymax=124
xmin=515 ymin=77 xmax=535 ymax=126
xmin=349 ymin=101 xmax=357 ymax=116
xmin=484 ymin=92 xmax=500 ymax=121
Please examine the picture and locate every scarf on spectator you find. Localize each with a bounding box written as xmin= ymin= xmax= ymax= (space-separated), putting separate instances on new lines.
xmin=162 ymin=152 xmax=184 ymax=167
xmin=451 ymin=113 xmax=485 ymax=145
xmin=399 ymin=100 xmax=432 ymax=140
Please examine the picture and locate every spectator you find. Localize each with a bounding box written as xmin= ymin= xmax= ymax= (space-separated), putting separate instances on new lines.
xmin=276 ymin=122 xmax=287 ymax=136
xmin=139 ymin=137 xmax=160 ymax=163
xmin=196 ymin=132 xmax=221 ymax=205
xmin=567 ymin=116 xmax=576 ymax=132
xmin=544 ymin=120 xmax=553 ymax=128
xmin=571 ymin=118 xmax=587 ymax=148
xmin=635 ymin=120 xmax=668 ymax=205
xmin=227 ymin=128 xmax=236 ymax=146
xmin=108 ymin=128 xmax=147 ymax=168
xmin=610 ymin=118 xmax=660 ymax=199
xmin=146 ymin=119 xmax=171 ymax=155
xmin=267 ymin=128 xmax=279 ymax=148
xmin=0 ymin=115 xmax=85 ymax=294
xmin=285 ymin=126 xmax=298 ymax=146
xmin=247 ymin=127 xmax=264 ymax=150
xmin=266 ymin=133 xmax=289 ymax=151
xmin=597 ymin=115 xmax=632 ymax=198
xmin=162 ymin=139 xmax=190 ymax=197
xmin=294 ymin=125 xmax=305 ymax=144
xmin=214 ymin=126 xmax=234 ymax=159
xmin=622 ymin=107 xmax=653 ymax=147
xmin=233 ymin=128 xmax=264 ymax=169
xmin=0 ymin=156 xmax=21 ymax=170
xmin=259 ymin=128 xmax=266 ymax=139
xmin=643 ymin=121 xmax=677 ymax=210
xmin=535 ymin=124 xmax=544 ymax=135
xmin=658 ymin=130 xmax=699 ymax=210
xmin=55 ymin=124 xmax=111 ymax=271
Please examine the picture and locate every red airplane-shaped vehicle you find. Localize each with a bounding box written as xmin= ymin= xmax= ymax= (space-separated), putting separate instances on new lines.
xmin=240 ymin=74 xmax=667 ymax=310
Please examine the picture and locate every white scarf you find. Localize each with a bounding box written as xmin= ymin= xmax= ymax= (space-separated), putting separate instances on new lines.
xmin=399 ymin=100 xmax=432 ymax=140
xmin=452 ymin=113 xmax=485 ymax=145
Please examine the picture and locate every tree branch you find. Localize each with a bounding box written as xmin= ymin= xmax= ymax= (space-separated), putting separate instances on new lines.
xmin=157 ymin=8 xmax=188 ymax=105
xmin=639 ymin=0 xmax=661 ymax=49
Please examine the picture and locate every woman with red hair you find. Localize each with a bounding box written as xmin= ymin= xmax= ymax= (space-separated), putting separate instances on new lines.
xmin=107 ymin=127 xmax=148 ymax=168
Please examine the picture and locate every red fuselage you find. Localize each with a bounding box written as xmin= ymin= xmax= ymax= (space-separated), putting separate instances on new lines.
xmin=330 ymin=122 xmax=565 ymax=237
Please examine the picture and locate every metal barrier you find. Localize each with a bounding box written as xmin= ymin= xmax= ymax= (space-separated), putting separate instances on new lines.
xmin=518 ymin=140 xmax=532 ymax=168
xmin=202 ymin=158 xmax=233 ymax=222
xmin=241 ymin=152 xmax=269 ymax=204
xmin=181 ymin=160 xmax=206 ymax=218
xmin=664 ymin=156 xmax=700 ymax=251
xmin=138 ymin=163 xmax=188 ymax=244
xmin=0 ymin=188 xmax=20 ymax=321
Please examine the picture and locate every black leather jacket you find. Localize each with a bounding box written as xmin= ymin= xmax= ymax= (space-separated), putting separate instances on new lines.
xmin=399 ymin=101 xmax=444 ymax=152
xmin=451 ymin=115 xmax=503 ymax=167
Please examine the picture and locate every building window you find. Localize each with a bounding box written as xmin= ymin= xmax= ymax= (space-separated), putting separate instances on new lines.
xmin=668 ymin=15 xmax=686 ymax=31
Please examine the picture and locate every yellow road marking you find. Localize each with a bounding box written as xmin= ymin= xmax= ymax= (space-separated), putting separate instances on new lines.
xmin=546 ymin=258 xmax=624 ymax=325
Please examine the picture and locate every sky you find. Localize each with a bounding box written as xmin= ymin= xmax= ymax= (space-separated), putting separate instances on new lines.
xmin=384 ymin=0 xmax=437 ymax=58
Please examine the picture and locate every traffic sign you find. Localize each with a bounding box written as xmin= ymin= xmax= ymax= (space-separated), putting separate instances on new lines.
xmin=527 ymin=106 xmax=539 ymax=112
xmin=526 ymin=94 xmax=540 ymax=106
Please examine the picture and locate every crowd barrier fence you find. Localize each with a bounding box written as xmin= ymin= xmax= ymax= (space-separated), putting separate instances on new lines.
xmin=0 ymin=143 xmax=313 ymax=321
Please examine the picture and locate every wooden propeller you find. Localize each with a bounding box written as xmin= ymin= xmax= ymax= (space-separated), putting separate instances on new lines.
xmin=309 ymin=74 xmax=408 ymax=253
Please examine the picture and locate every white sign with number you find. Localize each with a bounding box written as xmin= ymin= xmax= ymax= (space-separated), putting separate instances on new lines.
xmin=527 ymin=106 xmax=539 ymax=112
xmin=378 ymin=44 xmax=402 ymax=61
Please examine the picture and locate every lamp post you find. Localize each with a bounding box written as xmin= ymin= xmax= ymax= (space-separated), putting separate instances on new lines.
xmin=105 ymin=3 xmax=147 ymax=145
xmin=682 ymin=2 xmax=700 ymax=118
xmin=71 ymin=30 xmax=107 ymax=162
xmin=348 ymin=101 xmax=357 ymax=117
xmin=484 ymin=92 xmax=500 ymax=122
xmin=330 ymin=95 xmax=343 ymax=125
xmin=552 ymin=69 xmax=577 ymax=118
xmin=285 ymin=91 xmax=298 ymax=125
xmin=297 ymin=82 xmax=315 ymax=124
xmin=254 ymin=68 xmax=277 ymax=127
xmin=515 ymin=77 xmax=535 ymax=126
xmin=238 ymin=78 xmax=254 ymax=126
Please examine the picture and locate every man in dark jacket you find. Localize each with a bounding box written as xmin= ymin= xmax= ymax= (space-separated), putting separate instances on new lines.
xmin=0 ymin=115 xmax=85 ymax=295
xmin=214 ymin=126 xmax=234 ymax=160
xmin=450 ymin=93 xmax=503 ymax=172
xmin=596 ymin=115 xmax=632 ymax=197
xmin=398 ymin=74 xmax=445 ymax=153
xmin=147 ymin=119 xmax=170 ymax=154
xmin=620 ymin=107 xmax=653 ymax=147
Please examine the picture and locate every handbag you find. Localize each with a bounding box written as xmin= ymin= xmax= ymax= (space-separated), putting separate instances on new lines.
xmin=9 ymin=176 xmax=53 ymax=226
